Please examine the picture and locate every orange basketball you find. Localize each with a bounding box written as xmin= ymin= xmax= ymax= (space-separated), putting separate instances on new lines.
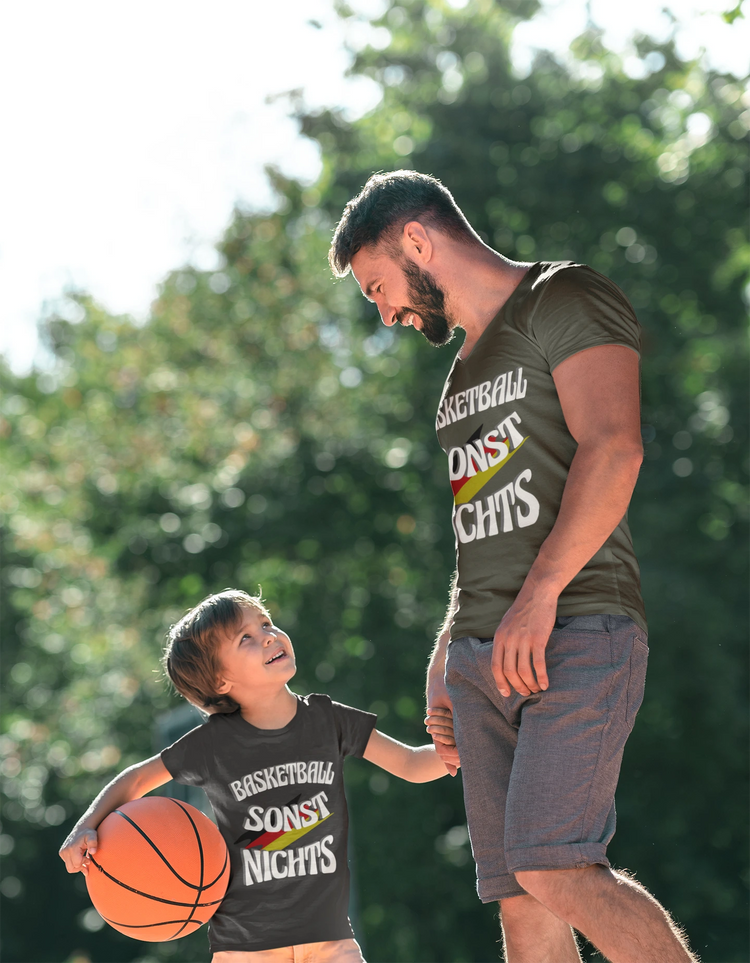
xmin=86 ymin=797 xmax=230 ymax=942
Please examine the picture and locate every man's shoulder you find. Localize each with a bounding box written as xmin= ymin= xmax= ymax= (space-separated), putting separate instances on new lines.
xmin=531 ymin=260 xmax=603 ymax=296
xmin=530 ymin=261 xmax=629 ymax=305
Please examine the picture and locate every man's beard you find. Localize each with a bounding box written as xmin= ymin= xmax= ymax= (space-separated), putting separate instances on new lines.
xmin=397 ymin=258 xmax=455 ymax=347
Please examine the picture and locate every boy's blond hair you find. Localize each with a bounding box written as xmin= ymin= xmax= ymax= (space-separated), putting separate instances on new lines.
xmin=163 ymin=589 xmax=269 ymax=713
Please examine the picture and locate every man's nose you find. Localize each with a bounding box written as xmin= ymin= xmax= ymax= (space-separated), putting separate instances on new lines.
xmin=380 ymin=305 xmax=397 ymax=327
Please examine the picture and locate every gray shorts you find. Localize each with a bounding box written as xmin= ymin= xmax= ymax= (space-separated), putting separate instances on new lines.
xmin=445 ymin=614 xmax=648 ymax=903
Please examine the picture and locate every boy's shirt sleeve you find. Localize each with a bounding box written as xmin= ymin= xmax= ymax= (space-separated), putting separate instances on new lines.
xmin=330 ymin=699 xmax=377 ymax=758
xmin=160 ymin=721 xmax=210 ymax=787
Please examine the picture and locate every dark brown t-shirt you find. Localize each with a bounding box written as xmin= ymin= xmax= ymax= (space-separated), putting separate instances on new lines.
xmin=435 ymin=261 xmax=647 ymax=640
xmin=161 ymin=694 xmax=376 ymax=953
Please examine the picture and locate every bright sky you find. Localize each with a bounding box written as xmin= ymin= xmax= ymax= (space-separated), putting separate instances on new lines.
xmin=1 ymin=0 xmax=747 ymax=373
xmin=512 ymin=0 xmax=750 ymax=77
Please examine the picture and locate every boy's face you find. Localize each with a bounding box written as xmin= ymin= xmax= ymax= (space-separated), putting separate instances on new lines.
xmin=215 ymin=605 xmax=296 ymax=701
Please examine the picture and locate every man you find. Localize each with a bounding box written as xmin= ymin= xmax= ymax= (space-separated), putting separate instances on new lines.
xmin=329 ymin=171 xmax=696 ymax=963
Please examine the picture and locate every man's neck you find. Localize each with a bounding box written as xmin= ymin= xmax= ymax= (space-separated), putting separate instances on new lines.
xmin=445 ymin=245 xmax=531 ymax=359
xmin=238 ymin=686 xmax=298 ymax=729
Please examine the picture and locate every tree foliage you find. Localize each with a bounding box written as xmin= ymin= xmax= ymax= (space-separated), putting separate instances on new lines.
xmin=723 ymin=1 xmax=746 ymax=27
xmin=1 ymin=2 xmax=747 ymax=961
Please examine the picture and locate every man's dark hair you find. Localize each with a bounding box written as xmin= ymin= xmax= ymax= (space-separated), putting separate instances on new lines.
xmin=329 ymin=170 xmax=477 ymax=278
xmin=162 ymin=589 xmax=270 ymax=713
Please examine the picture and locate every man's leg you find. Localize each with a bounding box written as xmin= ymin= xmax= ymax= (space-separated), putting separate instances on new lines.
xmin=445 ymin=639 xmax=530 ymax=905
xmin=499 ymin=894 xmax=581 ymax=963
xmin=515 ymin=865 xmax=697 ymax=963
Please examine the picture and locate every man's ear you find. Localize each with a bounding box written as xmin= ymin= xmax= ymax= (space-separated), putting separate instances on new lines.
xmin=402 ymin=221 xmax=433 ymax=262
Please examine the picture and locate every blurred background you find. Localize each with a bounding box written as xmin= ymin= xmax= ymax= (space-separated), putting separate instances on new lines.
xmin=0 ymin=1 xmax=747 ymax=961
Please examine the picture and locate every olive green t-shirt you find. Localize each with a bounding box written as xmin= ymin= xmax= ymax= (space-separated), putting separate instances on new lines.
xmin=435 ymin=261 xmax=647 ymax=640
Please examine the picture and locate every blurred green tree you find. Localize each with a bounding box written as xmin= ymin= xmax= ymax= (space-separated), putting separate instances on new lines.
xmin=1 ymin=1 xmax=747 ymax=961
xmin=723 ymin=1 xmax=746 ymax=26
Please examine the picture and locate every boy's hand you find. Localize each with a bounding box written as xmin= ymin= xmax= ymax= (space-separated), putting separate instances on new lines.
xmin=59 ymin=827 xmax=98 ymax=877
xmin=425 ymin=705 xmax=460 ymax=775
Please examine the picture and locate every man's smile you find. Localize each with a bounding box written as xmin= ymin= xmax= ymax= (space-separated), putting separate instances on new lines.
xmin=397 ymin=309 xmax=419 ymax=327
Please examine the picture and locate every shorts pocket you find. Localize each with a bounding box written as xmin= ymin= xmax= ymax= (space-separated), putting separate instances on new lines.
xmin=625 ymin=637 xmax=649 ymax=728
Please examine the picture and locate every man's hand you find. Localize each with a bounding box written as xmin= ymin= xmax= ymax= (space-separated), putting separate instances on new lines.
xmin=491 ymin=589 xmax=557 ymax=697
xmin=425 ymin=705 xmax=460 ymax=775
xmin=425 ymin=704 xmax=460 ymax=774
xmin=59 ymin=827 xmax=98 ymax=877
xmin=426 ymin=653 xmax=459 ymax=775
xmin=424 ymin=705 xmax=456 ymax=747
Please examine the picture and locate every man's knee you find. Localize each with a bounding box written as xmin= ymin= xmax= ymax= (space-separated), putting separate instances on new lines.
xmin=515 ymin=865 xmax=609 ymax=912
xmin=499 ymin=892 xmax=569 ymax=938
xmin=499 ymin=892 xmax=542 ymax=923
xmin=499 ymin=892 xmax=581 ymax=961
xmin=514 ymin=870 xmax=561 ymax=910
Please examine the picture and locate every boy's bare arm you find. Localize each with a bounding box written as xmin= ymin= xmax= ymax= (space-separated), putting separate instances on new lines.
xmin=59 ymin=755 xmax=172 ymax=875
xmin=362 ymin=728 xmax=459 ymax=782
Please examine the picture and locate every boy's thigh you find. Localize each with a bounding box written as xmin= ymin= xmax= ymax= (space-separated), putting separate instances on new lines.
xmin=212 ymin=940 xmax=365 ymax=963
xmin=445 ymin=617 xmax=648 ymax=899
xmin=212 ymin=950 xmax=294 ymax=963
xmin=213 ymin=950 xmax=294 ymax=963
xmin=301 ymin=939 xmax=365 ymax=962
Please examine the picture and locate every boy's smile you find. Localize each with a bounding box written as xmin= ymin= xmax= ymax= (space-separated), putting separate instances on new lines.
xmin=216 ymin=605 xmax=297 ymax=700
xmin=264 ymin=649 xmax=287 ymax=665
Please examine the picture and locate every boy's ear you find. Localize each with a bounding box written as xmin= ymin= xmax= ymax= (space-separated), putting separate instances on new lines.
xmin=215 ymin=677 xmax=232 ymax=695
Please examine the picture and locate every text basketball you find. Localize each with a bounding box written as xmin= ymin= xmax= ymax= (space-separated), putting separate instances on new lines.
xmin=85 ymin=796 xmax=230 ymax=941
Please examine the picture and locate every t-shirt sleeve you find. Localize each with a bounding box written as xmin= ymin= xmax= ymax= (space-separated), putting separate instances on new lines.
xmin=330 ymin=700 xmax=377 ymax=758
xmin=530 ymin=266 xmax=641 ymax=372
xmin=160 ymin=723 xmax=209 ymax=787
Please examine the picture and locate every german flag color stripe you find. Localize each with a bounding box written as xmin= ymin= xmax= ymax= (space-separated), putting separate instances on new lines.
xmin=264 ymin=813 xmax=332 ymax=850
xmin=454 ymin=438 xmax=527 ymax=505
xmin=245 ymin=812 xmax=333 ymax=851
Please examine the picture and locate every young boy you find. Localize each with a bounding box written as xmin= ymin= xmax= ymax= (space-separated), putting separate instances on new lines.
xmin=59 ymin=589 xmax=458 ymax=962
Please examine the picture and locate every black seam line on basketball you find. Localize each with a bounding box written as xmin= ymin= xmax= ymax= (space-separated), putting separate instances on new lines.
xmin=88 ymin=856 xmax=223 ymax=907
xmin=169 ymin=799 xmax=206 ymax=939
xmin=196 ymin=842 xmax=228 ymax=889
xmin=111 ymin=805 xmax=212 ymax=891
xmin=100 ymin=915 xmax=204 ymax=930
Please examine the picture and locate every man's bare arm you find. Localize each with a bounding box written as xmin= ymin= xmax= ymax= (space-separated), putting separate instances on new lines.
xmin=425 ymin=576 xmax=459 ymax=775
xmin=492 ymin=344 xmax=643 ymax=697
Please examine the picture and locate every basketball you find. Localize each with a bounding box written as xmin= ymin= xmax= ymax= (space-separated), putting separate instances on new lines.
xmin=85 ymin=796 xmax=230 ymax=942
